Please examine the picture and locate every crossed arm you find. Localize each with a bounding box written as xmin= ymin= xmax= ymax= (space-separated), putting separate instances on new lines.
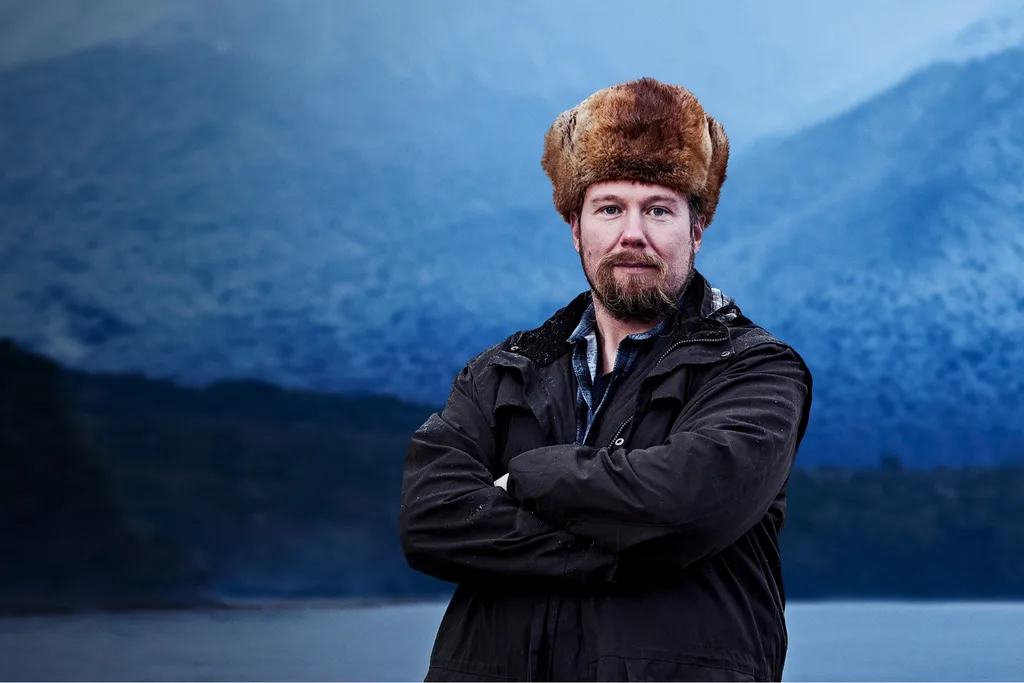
xmin=398 ymin=363 xmax=620 ymax=586
xmin=399 ymin=343 xmax=810 ymax=584
xmin=505 ymin=343 xmax=811 ymax=566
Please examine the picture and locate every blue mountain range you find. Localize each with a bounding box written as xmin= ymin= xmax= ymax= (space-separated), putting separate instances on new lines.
xmin=700 ymin=46 xmax=1024 ymax=466
xmin=2 ymin=32 xmax=1022 ymax=467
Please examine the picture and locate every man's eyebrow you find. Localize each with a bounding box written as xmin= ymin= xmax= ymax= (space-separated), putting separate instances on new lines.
xmin=586 ymin=194 xmax=682 ymax=206
xmin=586 ymin=194 xmax=623 ymax=205
xmin=642 ymin=194 xmax=682 ymax=205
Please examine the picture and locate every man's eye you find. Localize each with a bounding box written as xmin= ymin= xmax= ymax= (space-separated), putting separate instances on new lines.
xmin=600 ymin=206 xmax=620 ymax=215
xmin=650 ymin=207 xmax=668 ymax=217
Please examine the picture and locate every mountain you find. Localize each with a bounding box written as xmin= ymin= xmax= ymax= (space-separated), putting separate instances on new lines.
xmin=0 ymin=337 xmax=447 ymax=608
xmin=0 ymin=339 xmax=206 ymax=613
xmin=2 ymin=0 xmax=1011 ymax=148
xmin=698 ymin=46 xmax=1024 ymax=466
xmin=6 ymin=337 xmax=1024 ymax=606
xmin=940 ymin=1 xmax=1024 ymax=63
xmin=0 ymin=41 xmax=576 ymax=403
xmin=2 ymin=26 xmax=1024 ymax=467
xmin=781 ymin=0 xmax=1024 ymax=138
xmin=53 ymin=341 xmax=445 ymax=600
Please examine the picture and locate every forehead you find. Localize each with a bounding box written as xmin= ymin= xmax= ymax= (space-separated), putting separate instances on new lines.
xmin=583 ymin=180 xmax=686 ymax=205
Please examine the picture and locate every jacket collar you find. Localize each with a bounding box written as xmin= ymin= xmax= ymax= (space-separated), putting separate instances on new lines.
xmin=501 ymin=270 xmax=740 ymax=368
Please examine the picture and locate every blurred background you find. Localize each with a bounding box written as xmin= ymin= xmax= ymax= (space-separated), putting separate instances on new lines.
xmin=2 ymin=0 xmax=1024 ymax=680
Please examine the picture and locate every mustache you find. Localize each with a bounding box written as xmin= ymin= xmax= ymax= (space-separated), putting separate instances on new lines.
xmin=599 ymin=250 xmax=667 ymax=270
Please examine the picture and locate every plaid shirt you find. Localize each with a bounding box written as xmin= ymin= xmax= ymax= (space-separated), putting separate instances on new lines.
xmin=566 ymin=300 xmax=670 ymax=445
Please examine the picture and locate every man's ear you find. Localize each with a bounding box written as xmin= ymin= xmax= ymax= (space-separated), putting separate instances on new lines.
xmin=570 ymin=213 xmax=582 ymax=254
xmin=691 ymin=217 xmax=705 ymax=255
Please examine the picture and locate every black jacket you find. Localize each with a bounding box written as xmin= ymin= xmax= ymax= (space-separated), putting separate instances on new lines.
xmin=399 ymin=273 xmax=813 ymax=681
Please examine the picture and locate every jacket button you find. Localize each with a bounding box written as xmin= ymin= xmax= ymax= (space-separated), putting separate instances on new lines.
xmin=720 ymin=350 xmax=731 ymax=357
xmin=510 ymin=345 xmax=519 ymax=351
xmin=613 ymin=437 xmax=625 ymax=447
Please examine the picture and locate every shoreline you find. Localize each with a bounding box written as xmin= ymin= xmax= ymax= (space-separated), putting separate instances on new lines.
xmin=6 ymin=594 xmax=1024 ymax=619
xmin=0 ymin=593 xmax=454 ymax=619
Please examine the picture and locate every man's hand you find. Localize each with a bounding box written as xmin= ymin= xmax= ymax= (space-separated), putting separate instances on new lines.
xmin=494 ymin=473 xmax=509 ymax=491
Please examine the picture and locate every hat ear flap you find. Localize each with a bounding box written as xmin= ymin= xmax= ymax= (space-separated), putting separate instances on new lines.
xmin=541 ymin=108 xmax=582 ymax=224
xmin=701 ymin=114 xmax=730 ymax=227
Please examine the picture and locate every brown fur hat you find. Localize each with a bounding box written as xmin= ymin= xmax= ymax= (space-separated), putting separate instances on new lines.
xmin=541 ymin=77 xmax=729 ymax=227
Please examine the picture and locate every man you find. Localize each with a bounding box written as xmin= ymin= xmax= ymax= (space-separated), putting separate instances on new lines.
xmin=399 ymin=77 xmax=813 ymax=682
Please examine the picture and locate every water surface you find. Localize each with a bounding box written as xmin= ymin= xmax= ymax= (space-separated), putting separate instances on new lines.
xmin=1 ymin=600 xmax=1022 ymax=681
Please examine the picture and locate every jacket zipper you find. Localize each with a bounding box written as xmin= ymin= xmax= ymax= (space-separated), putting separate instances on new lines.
xmin=608 ymin=415 xmax=632 ymax=447
xmin=606 ymin=333 xmax=729 ymax=448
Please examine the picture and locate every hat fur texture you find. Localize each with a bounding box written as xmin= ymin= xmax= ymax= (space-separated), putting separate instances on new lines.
xmin=541 ymin=77 xmax=729 ymax=227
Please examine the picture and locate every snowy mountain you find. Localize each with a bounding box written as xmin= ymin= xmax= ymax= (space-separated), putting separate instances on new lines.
xmin=0 ymin=42 xmax=581 ymax=400
xmin=2 ymin=0 xmax=1012 ymax=150
xmin=940 ymin=1 xmax=1024 ymax=63
xmin=2 ymin=24 xmax=1024 ymax=466
xmin=699 ymin=46 xmax=1024 ymax=467
xmin=783 ymin=0 xmax=1024 ymax=138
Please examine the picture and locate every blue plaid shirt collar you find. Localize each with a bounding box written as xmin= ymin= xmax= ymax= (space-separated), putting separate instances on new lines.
xmin=566 ymin=299 xmax=670 ymax=444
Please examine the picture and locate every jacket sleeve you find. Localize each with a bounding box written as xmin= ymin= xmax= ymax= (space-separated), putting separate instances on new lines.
xmin=398 ymin=362 xmax=620 ymax=586
xmin=505 ymin=343 xmax=811 ymax=565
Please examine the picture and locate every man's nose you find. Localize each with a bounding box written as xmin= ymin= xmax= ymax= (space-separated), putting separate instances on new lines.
xmin=620 ymin=209 xmax=647 ymax=246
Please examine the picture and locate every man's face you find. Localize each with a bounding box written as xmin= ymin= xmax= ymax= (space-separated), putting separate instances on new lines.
xmin=572 ymin=180 xmax=704 ymax=322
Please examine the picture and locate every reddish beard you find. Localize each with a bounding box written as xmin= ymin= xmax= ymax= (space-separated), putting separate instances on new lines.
xmin=585 ymin=249 xmax=678 ymax=322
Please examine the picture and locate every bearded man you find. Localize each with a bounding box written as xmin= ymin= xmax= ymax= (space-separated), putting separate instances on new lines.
xmin=399 ymin=77 xmax=814 ymax=682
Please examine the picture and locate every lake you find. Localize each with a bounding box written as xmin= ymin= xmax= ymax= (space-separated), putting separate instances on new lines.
xmin=1 ymin=601 xmax=1023 ymax=681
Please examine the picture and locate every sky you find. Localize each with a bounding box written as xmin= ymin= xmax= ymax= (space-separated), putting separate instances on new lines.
xmin=341 ymin=0 xmax=1022 ymax=146
xmin=1 ymin=0 xmax=1021 ymax=148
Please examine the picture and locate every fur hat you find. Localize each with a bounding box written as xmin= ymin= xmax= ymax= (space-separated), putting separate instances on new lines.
xmin=541 ymin=77 xmax=729 ymax=227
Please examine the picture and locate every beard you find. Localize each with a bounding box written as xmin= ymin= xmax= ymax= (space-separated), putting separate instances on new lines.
xmin=581 ymin=245 xmax=695 ymax=323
